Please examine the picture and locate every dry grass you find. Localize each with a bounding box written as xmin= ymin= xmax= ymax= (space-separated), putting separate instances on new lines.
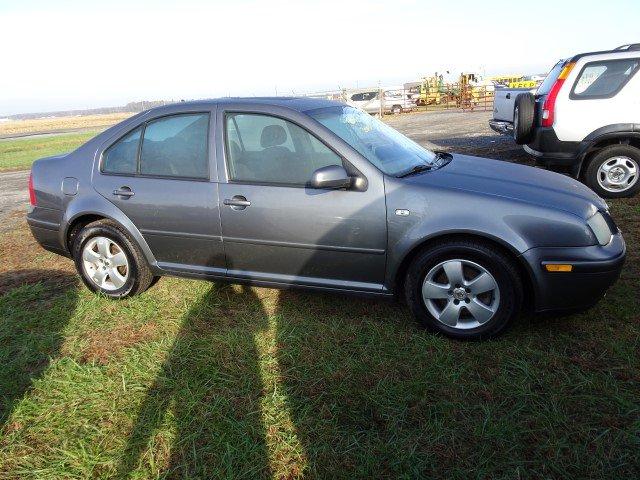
xmin=0 ymin=113 xmax=135 ymax=137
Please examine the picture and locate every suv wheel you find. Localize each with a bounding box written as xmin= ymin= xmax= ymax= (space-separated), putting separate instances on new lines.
xmin=72 ymin=219 xmax=155 ymax=298
xmin=585 ymin=145 xmax=640 ymax=198
xmin=404 ymin=239 xmax=522 ymax=340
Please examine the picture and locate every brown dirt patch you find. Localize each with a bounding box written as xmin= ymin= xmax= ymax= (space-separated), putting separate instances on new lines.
xmin=81 ymin=323 xmax=158 ymax=365
xmin=80 ymin=323 xmax=159 ymax=365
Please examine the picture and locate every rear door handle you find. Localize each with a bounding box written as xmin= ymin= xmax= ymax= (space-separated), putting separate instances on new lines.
xmin=113 ymin=187 xmax=135 ymax=198
xmin=223 ymin=195 xmax=251 ymax=209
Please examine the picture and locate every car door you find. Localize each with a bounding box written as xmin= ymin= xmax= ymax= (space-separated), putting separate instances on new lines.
xmin=216 ymin=107 xmax=387 ymax=292
xmin=92 ymin=109 xmax=225 ymax=273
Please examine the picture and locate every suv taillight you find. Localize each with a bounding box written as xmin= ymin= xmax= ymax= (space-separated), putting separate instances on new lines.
xmin=541 ymin=62 xmax=575 ymax=127
xmin=28 ymin=172 xmax=36 ymax=206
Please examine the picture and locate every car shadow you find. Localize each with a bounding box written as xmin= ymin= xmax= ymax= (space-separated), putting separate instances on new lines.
xmin=0 ymin=269 xmax=79 ymax=428
xmin=116 ymin=283 xmax=272 ymax=478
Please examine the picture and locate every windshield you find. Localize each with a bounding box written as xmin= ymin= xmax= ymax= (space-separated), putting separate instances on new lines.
xmin=536 ymin=60 xmax=566 ymax=95
xmin=306 ymin=106 xmax=439 ymax=176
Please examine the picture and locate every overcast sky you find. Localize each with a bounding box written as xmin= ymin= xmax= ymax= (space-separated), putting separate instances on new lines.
xmin=1 ymin=0 xmax=639 ymax=115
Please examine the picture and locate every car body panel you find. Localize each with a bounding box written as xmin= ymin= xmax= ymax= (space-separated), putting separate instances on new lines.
xmin=553 ymin=50 xmax=640 ymax=142
xmin=213 ymin=101 xmax=388 ymax=291
xmin=382 ymin=157 xmax=605 ymax=291
xmin=90 ymin=104 xmax=225 ymax=272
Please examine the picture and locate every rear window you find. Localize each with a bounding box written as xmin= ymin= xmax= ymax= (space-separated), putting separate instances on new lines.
xmin=102 ymin=127 xmax=141 ymax=174
xmin=536 ymin=61 xmax=566 ymax=95
xmin=570 ymin=58 xmax=640 ymax=99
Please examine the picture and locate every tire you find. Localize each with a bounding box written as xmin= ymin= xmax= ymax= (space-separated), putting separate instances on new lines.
xmin=392 ymin=105 xmax=402 ymax=115
xmin=404 ymin=239 xmax=522 ymax=340
xmin=72 ymin=219 xmax=155 ymax=298
xmin=584 ymin=145 xmax=640 ymax=198
xmin=513 ymin=93 xmax=535 ymax=145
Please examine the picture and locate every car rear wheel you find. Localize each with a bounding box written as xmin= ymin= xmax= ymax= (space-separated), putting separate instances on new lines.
xmin=404 ymin=239 xmax=522 ymax=340
xmin=392 ymin=105 xmax=402 ymax=115
xmin=72 ymin=219 xmax=155 ymax=298
xmin=513 ymin=93 xmax=535 ymax=145
xmin=585 ymin=145 xmax=640 ymax=198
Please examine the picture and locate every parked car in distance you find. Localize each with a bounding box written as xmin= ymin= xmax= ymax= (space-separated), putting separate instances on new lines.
xmin=27 ymin=98 xmax=625 ymax=340
xmin=346 ymin=88 xmax=414 ymax=115
xmin=490 ymin=43 xmax=640 ymax=198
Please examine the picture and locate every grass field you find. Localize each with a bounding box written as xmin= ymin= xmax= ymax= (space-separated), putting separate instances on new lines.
xmin=0 ymin=113 xmax=133 ymax=137
xmin=0 ymin=132 xmax=100 ymax=172
xmin=0 ymin=139 xmax=639 ymax=478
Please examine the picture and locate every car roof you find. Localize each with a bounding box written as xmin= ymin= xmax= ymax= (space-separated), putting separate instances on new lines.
xmin=146 ymin=96 xmax=344 ymax=115
xmin=570 ymin=43 xmax=640 ymax=62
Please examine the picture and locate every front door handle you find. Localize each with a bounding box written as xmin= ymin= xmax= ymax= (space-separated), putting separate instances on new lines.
xmin=223 ymin=195 xmax=251 ymax=210
xmin=113 ymin=186 xmax=135 ymax=198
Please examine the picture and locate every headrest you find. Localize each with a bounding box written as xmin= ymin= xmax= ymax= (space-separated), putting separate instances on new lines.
xmin=260 ymin=124 xmax=287 ymax=148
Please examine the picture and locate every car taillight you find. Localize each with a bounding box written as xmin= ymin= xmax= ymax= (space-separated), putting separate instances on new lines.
xmin=541 ymin=62 xmax=575 ymax=127
xmin=28 ymin=172 xmax=36 ymax=206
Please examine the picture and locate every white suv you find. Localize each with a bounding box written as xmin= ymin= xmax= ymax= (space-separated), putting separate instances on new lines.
xmin=513 ymin=44 xmax=640 ymax=198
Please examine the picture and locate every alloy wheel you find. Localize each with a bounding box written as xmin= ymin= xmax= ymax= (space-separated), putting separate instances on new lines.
xmin=597 ymin=156 xmax=638 ymax=193
xmin=421 ymin=259 xmax=500 ymax=329
xmin=81 ymin=236 xmax=129 ymax=291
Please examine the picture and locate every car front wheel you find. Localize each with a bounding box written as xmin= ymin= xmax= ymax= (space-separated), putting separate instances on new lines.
xmin=72 ymin=219 xmax=155 ymax=298
xmin=404 ymin=239 xmax=522 ymax=340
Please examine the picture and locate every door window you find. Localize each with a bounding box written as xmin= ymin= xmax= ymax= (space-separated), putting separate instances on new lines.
xmin=570 ymin=58 xmax=640 ymax=99
xmin=140 ymin=114 xmax=209 ymax=178
xmin=101 ymin=113 xmax=210 ymax=178
xmin=102 ymin=127 xmax=141 ymax=174
xmin=225 ymin=113 xmax=343 ymax=185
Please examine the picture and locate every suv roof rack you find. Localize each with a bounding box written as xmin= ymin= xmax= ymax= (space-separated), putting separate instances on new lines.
xmin=614 ymin=43 xmax=640 ymax=51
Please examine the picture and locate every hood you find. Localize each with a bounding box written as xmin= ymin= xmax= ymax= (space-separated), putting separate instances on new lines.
xmin=409 ymin=154 xmax=606 ymax=219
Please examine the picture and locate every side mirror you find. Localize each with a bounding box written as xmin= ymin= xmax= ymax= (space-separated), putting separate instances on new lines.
xmin=310 ymin=165 xmax=351 ymax=189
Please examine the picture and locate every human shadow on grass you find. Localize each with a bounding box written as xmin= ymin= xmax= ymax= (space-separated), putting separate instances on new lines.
xmin=0 ymin=269 xmax=78 ymax=427
xmin=271 ymin=289 xmax=420 ymax=478
xmin=117 ymin=283 xmax=272 ymax=479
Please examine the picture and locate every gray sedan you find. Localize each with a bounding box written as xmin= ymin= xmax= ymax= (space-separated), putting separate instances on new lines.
xmin=27 ymin=98 xmax=625 ymax=340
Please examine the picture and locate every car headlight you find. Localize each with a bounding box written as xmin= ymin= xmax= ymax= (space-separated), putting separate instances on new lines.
xmin=587 ymin=212 xmax=613 ymax=246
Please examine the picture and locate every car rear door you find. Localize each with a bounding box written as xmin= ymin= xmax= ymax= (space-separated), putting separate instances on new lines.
xmin=92 ymin=108 xmax=225 ymax=274
xmin=215 ymin=105 xmax=388 ymax=292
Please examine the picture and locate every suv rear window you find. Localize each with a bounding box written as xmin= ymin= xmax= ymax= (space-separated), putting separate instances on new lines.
xmin=570 ymin=58 xmax=640 ymax=99
xmin=536 ymin=60 xmax=566 ymax=95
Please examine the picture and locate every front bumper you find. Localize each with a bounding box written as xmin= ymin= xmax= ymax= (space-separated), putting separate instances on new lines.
xmin=522 ymin=232 xmax=626 ymax=313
